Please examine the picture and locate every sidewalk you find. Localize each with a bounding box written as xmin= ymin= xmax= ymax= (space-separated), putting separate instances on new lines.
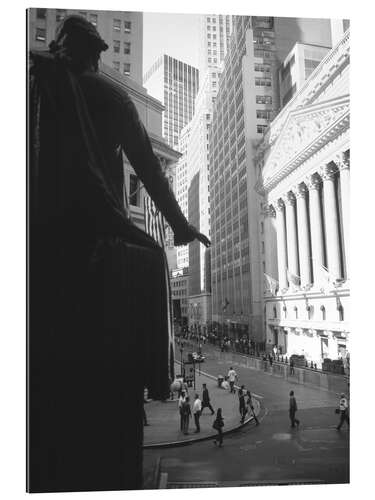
xmin=143 ymin=363 xmax=260 ymax=448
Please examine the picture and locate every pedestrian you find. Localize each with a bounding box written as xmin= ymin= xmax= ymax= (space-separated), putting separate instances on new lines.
xmin=178 ymin=390 xmax=187 ymax=430
xmin=227 ymin=367 xmax=238 ymax=393
xmin=181 ymin=396 xmax=192 ymax=435
xmin=268 ymin=353 xmax=273 ymax=366
xmin=193 ymin=394 xmax=202 ymax=433
xmin=273 ymin=345 xmax=278 ymax=359
xmin=336 ymin=393 xmax=349 ymax=430
xmin=246 ymin=390 xmax=259 ymax=425
xmin=201 ymin=383 xmax=215 ymax=415
xmin=213 ymin=408 xmax=224 ymax=447
xmin=239 ymin=385 xmax=247 ymax=423
xmin=289 ymin=390 xmax=300 ymax=428
xmin=290 ymin=359 xmax=295 ymax=375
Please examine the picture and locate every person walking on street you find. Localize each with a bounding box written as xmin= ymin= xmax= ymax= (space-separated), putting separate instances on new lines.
xmin=246 ymin=390 xmax=259 ymax=425
xmin=178 ymin=390 xmax=187 ymax=431
xmin=290 ymin=359 xmax=295 ymax=375
xmin=227 ymin=367 xmax=237 ymax=393
xmin=336 ymin=393 xmax=349 ymax=430
xmin=201 ymin=383 xmax=215 ymax=415
xmin=181 ymin=396 xmax=192 ymax=435
xmin=213 ymin=408 xmax=224 ymax=447
xmin=193 ymin=394 xmax=202 ymax=433
xmin=239 ymin=385 xmax=247 ymax=424
xmin=289 ymin=390 xmax=300 ymax=428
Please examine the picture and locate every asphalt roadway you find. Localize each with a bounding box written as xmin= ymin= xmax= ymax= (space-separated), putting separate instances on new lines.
xmin=143 ymin=341 xmax=349 ymax=488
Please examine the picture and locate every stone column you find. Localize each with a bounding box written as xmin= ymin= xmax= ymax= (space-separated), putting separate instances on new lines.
xmin=336 ymin=151 xmax=350 ymax=278
xmin=275 ymin=199 xmax=288 ymax=291
xmin=321 ymin=164 xmax=342 ymax=281
xmin=294 ymin=183 xmax=312 ymax=288
xmin=284 ymin=191 xmax=299 ymax=281
xmin=306 ymin=174 xmax=325 ymax=286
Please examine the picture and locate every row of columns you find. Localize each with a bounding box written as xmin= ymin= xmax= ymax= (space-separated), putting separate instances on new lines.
xmin=270 ymin=150 xmax=350 ymax=291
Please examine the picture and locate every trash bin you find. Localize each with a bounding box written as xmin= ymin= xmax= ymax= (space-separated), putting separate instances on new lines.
xmin=218 ymin=375 xmax=224 ymax=387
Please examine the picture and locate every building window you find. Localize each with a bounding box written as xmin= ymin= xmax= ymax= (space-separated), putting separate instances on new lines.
xmin=113 ymin=19 xmax=121 ymax=31
xmin=36 ymin=8 xmax=47 ymax=20
xmin=124 ymin=20 xmax=131 ymax=33
xmin=56 ymin=9 xmax=67 ymax=22
xmin=294 ymin=306 xmax=298 ymax=319
xmin=113 ymin=61 xmax=120 ymax=71
xmin=273 ymin=306 xmax=277 ymax=319
xmin=129 ymin=175 xmax=139 ymax=206
xmin=256 ymin=95 xmax=272 ymax=105
xmin=260 ymin=221 xmax=264 ymax=234
xmin=123 ymin=63 xmax=131 ymax=75
xmin=256 ymin=109 xmax=272 ymax=120
xmin=90 ymin=14 xmax=98 ymax=26
xmin=124 ymin=42 xmax=131 ymax=54
xmin=113 ymin=40 xmax=120 ymax=53
xmin=207 ymin=17 xmax=211 ymax=22
xmin=283 ymin=306 xmax=287 ymax=318
xmin=261 ymin=241 xmax=265 ymax=253
xmin=257 ymin=124 xmax=268 ymax=135
xmin=35 ymin=28 xmax=46 ymax=42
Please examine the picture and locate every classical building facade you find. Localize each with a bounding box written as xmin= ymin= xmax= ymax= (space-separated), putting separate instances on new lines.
xmin=254 ymin=30 xmax=350 ymax=366
xmin=28 ymin=8 xmax=143 ymax=85
xmin=209 ymin=16 xmax=333 ymax=344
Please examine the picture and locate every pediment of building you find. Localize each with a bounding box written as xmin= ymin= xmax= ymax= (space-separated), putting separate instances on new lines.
xmin=258 ymin=95 xmax=349 ymax=193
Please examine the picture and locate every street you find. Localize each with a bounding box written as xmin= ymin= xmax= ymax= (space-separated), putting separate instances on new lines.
xmin=144 ymin=342 xmax=349 ymax=487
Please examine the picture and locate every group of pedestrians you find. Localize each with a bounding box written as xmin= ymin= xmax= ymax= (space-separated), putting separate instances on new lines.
xmin=288 ymin=390 xmax=349 ymax=431
xmin=177 ymin=383 xmax=225 ymax=446
xmin=178 ymin=383 xmax=216 ymax=435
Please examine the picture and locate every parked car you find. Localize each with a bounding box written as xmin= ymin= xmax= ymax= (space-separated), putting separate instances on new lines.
xmin=190 ymin=352 xmax=205 ymax=363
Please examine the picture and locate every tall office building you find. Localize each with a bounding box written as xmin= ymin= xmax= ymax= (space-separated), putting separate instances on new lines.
xmin=28 ymin=8 xmax=143 ymax=85
xmin=209 ymin=16 xmax=333 ymax=344
xmin=279 ymin=43 xmax=330 ymax=107
xmin=143 ymin=55 xmax=199 ymax=150
xmin=143 ymin=55 xmax=199 ymax=268
xmin=198 ymin=14 xmax=233 ymax=75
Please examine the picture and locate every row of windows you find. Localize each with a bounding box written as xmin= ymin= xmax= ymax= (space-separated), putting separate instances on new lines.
xmin=112 ymin=61 xmax=131 ymax=75
xmin=255 ymin=77 xmax=272 ymax=87
xmin=113 ymin=40 xmax=131 ymax=54
xmin=256 ymin=95 xmax=272 ymax=105
xmin=113 ymin=19 xmax=132 ymax=33
xmin=272 ymin=305 xmax=345 ymax=321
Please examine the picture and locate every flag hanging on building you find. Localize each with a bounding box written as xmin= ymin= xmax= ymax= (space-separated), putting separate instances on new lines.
xmin=287 ymin=269 xmax=301 ymax=288
xmin=144 ymin=196 xmax=166 ymax=248
xmin=264 ymin=273 xmax=278 ymax=295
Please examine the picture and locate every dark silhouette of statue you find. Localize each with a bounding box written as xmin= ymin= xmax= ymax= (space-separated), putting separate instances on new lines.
xmin=28 ymin=15 xmax=209 ymax=493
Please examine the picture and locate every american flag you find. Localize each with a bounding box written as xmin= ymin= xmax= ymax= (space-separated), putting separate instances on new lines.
xmin=143 ymin=196 xmax=166 ymax=248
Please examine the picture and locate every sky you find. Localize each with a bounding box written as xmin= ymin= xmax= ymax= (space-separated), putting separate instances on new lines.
xmin=143 ymin=12 xmax=202 ymax=75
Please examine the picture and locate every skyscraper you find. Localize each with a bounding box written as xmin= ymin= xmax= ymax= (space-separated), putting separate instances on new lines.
xmin=143 ymin=55 xmax=199 ymax=150
xmin=209 ymin=16 xmax=333 ymax=345
xmin=143 ymin=55 xmax=199 ymax=268
xmin=28 ymin=8 xmax=143 ymax=85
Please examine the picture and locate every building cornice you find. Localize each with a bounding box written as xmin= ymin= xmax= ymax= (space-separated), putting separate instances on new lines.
xmin=255 ymin=95 xmax=349 ymax=194
xmin=101 ymin=64 xmax=165 ymax=113
xmin=149 ymin=133 xmax=181 ymax=163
